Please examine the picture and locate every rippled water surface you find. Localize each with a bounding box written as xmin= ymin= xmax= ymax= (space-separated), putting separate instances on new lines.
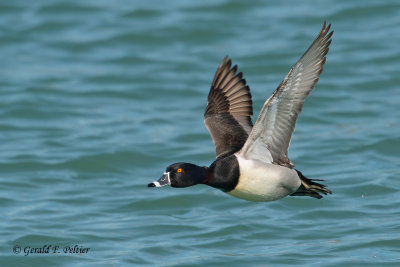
xmin=1 ymin=0 xmax=400 ymax=266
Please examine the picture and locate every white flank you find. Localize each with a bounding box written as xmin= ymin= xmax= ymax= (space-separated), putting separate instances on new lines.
xmin=227 ymin=154 xmax=301 ymax=202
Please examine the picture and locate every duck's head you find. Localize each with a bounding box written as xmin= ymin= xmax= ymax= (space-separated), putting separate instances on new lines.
xmin=148 ymin=163 xmax=207 ymax=188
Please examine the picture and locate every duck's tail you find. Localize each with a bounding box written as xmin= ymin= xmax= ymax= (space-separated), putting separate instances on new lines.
xmin=290 ymin=170 xmax=332 ymax=199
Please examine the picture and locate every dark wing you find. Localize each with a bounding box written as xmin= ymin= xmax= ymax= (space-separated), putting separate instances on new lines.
xmin=239 ymin=22 xmax=333 ymax=167
xmin=204 ymin=56 xmax=253 ymax=158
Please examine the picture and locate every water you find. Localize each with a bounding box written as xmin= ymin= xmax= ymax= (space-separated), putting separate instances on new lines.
xmin=1 ymin=0 xmax=400 ymax=265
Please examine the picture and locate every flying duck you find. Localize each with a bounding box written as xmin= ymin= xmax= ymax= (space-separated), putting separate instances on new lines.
xmin=148 ymin=22 xmax=333 ymax=202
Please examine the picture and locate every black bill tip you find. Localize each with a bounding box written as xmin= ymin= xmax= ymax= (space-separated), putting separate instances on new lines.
xmin=148 ymin=183 xmax=156 ymax=187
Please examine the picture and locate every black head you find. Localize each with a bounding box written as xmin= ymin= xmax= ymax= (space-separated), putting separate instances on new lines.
xmin=148 ymin=162 xmax=207 ymax=188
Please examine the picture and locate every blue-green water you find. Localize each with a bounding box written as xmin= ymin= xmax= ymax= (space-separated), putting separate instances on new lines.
xmin=1 ymin=0 xmax=400 ymax=266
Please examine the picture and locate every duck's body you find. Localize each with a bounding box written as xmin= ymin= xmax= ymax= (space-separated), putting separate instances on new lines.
xmin=228 ymin=153 xmax=300 ymax=202
xmin=149 ymin=22 xmax=334 ymax=202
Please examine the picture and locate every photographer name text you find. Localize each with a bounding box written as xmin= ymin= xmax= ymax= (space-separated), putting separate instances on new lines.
xmin=13 ymin=244 xmax=90 ymax=256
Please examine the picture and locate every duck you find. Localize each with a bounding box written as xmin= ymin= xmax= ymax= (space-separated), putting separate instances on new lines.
xmin=148 ymin=22 xmax=333 ymax=202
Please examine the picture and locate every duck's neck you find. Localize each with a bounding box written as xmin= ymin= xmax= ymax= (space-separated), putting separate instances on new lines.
xmin=203 ymin=155 xmax=240 ymax=192
xmin=201 ymin=166 xmax=213 ymax=184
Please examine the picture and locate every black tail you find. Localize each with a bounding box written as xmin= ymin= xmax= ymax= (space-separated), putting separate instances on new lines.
xmin=290 ymin=170 xmax=332 ymax=199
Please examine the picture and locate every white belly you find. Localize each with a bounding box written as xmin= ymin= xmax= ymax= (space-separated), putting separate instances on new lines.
xmin=227 ymin=154 xmax=301 ymax=202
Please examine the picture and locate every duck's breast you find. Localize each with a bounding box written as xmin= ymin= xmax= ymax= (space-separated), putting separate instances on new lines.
xmin=227 ymin=154 xmax=301 ymax=202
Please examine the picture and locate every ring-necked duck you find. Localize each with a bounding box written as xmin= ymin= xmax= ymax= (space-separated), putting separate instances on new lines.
xmin=149 ymin=22 xmax=333 ymax=202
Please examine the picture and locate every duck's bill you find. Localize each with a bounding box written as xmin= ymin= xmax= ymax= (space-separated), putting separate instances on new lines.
xmin=148 ymin=172 xmax=171 ymax=187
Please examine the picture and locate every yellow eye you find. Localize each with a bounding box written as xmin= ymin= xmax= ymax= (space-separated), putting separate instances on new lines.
xmin=177 ymin=168 xmax=182 ymax=173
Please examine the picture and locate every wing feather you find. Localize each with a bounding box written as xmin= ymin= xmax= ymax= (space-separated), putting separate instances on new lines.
xmin=204 ymin=57 xmax=253 ymax=158
xmin=239 ymin=22 xmax=334 ymax=167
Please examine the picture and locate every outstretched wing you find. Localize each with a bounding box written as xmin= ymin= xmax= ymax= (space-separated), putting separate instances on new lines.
xmin=204 ymin=56 xmax=253 ymax=158
xmin=239 ymin=22 xmax=334 ymax=167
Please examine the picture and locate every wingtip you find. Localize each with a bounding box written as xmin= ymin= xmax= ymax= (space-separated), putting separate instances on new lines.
xmin=320 ymin=21 xmax=333 ymax=38
xmin=218 ymin=56 xmax=231 ymax=69
xmin=222 ymin=55 xmax=230 ymax=64
xmin=325 ymin=22 xmax=331 ymax=33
